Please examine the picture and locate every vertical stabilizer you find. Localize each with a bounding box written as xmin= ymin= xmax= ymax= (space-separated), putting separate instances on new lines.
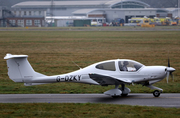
xmin=4 ymin=54 xmax=35 ymax=83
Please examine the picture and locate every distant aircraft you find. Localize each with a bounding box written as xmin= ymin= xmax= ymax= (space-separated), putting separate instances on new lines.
xmin=4 ymin=54 xmax=175 ymax=98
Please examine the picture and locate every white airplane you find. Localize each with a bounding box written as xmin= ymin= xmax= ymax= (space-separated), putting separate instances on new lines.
xmin=4 ymin=53 xmax=175 ymax=98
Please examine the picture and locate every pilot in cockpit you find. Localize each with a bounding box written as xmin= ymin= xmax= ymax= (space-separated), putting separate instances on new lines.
xmin=123 ymin=61 xmax=129 ymax=71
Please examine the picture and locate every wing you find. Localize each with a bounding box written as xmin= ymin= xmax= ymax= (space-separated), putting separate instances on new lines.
xmin=89 ymin=73 xmax=132 ymax=86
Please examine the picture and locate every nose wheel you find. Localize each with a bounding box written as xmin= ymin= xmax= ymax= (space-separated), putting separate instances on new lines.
xmin=153 ymin=90 xmax=161 ymax=97
xmin=146 ymin=85 xmax=162 ymax=97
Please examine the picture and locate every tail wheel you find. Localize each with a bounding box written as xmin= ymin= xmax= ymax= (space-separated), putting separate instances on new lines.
xmin=153 ymin=90 xmax=160 ymax=97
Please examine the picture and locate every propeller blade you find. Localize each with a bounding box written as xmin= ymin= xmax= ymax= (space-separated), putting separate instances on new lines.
xmin=166 ymin=72 xmax=169 ymax=84
xmin=168 ymin=58 xmax=170 ymax=67
xmin=170 ymin=72 xmax=174 ymax=82
xmin=166 ymin=57 xmax=175 ymax=83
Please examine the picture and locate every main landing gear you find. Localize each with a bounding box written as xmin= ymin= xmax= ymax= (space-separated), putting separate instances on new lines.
xmin=104 ymin=84 xmax=131 ymax=98
xmin=104 ymin=84 xmax=162 ymax=98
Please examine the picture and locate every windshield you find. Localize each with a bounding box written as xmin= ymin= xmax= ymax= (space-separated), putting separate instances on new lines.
xmin=118 ymin=61 xmax=143 ymax=72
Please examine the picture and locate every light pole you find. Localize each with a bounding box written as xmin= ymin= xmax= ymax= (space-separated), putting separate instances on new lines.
xmin=178 ymin=0 xmax=180 ymax=17
xmin=50 ymin=0 xmax=54 ymax=27
xmin=121 ymin=0 xmax=122 ymax=9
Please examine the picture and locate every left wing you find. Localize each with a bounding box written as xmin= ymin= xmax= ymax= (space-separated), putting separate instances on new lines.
xmin=89 ymin=73 xmax=132 ymax=86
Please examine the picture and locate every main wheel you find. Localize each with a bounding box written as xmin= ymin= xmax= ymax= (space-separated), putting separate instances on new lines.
xmin=121 ymin=94 xmax=128 ymax=97
xmin=153 ymin=90 xmax=160 ymax=97
xmin=111 ymin=96 xmax=120 ymax=98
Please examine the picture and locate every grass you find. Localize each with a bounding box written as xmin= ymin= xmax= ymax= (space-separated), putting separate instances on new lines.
xmin=0 ymin=26 xmax=180 ymax=31
xmin=0 ymin=31 xmax=180 ymax=94
xmin=0 ymin=103 xmax=180 ymax=118
xmin=0 ymin=30 xmax=180 ymax=117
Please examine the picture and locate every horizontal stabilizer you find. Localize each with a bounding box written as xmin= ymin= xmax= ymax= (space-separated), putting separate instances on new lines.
xmin=4 ymin=53 xmax=28 ymax=59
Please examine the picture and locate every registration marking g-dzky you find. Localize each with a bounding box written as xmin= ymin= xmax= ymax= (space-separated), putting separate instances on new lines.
xmin=56 ymin=75 xmax=81 ymax=82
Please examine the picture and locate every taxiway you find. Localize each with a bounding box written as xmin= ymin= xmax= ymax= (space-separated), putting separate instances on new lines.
xmin=0 ymin=94 xmax=180 ymax=108
xmin=0 ymin=93 xmax=180 ymax=108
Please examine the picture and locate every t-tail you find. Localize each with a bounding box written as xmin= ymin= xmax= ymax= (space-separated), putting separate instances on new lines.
xmin=4 ymin=54 xmax=47 ymax=86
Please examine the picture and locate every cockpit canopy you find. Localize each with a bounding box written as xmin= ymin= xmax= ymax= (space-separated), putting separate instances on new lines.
xmin=95 ymin=60 xmax=144 ymax=72
xmin=118 ymin=60 xmax=143 ymax=72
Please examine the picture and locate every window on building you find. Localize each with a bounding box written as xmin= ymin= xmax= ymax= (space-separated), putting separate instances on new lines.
xmin=9 ymin=20 xmax=16 ymax=25
xmin=29 ymin=11 xmax=31 ymax=16
xmin=0 ymin=20 xmax=2 ymax=26
xmin=24 ymin=11 xmax=26 ymax=16
xmin=14 ymin=11 xmax=16 ymax=16
xmin=39 ymin=11 xmax=41 ymax=15
xmin=34 ymin=11 xmax=36 ymax=15
xmin=17 ymin=20 xmax=24 ymax=27
xmin=34 ymin=20 xmax=41 ymax=26
xmin=26 ymin=20 xmax=32 ymax=26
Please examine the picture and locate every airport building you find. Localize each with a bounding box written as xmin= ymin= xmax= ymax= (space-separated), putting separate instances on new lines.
xmin=0 ymin=0 xmax=179 ymax=27
xmin=0 ymin=6 xmax=46 ymax=27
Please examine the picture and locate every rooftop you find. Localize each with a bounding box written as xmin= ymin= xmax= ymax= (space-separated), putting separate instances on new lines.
xmin=12 ymin=0 xmax=150 ymax=8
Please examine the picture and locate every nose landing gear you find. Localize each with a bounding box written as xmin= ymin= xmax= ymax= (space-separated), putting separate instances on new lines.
xmin=146 ymin=85 xmax=163 ymax=97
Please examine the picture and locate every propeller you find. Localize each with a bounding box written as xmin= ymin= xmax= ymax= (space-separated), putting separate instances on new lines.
xmin=168 ymin=58 xmax=170 ymax=67
xmin=166 ymin=58 xmax=175 ymax=83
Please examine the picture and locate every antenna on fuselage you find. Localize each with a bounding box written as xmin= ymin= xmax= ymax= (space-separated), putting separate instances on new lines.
xmin=72 ymin=61 xmax=82 ymax=69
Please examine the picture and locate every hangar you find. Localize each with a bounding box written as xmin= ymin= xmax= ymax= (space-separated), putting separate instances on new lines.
xmin=11 ymin=0 xmax=153 ymax=23
xmin=0 ymin=0 xmax=177 ymax=27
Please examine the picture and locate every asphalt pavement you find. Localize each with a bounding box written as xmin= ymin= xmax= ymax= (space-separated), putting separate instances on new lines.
xmin=0 ymin=93 xmax=180 ymax=108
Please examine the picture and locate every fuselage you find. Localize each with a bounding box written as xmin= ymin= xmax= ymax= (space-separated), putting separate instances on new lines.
xmin=29 ymin=59 xmax=170 ymax=86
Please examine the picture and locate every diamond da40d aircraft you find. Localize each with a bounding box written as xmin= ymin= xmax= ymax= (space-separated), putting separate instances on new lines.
xmin=4 ymin=53 xmax=175 ymax=97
